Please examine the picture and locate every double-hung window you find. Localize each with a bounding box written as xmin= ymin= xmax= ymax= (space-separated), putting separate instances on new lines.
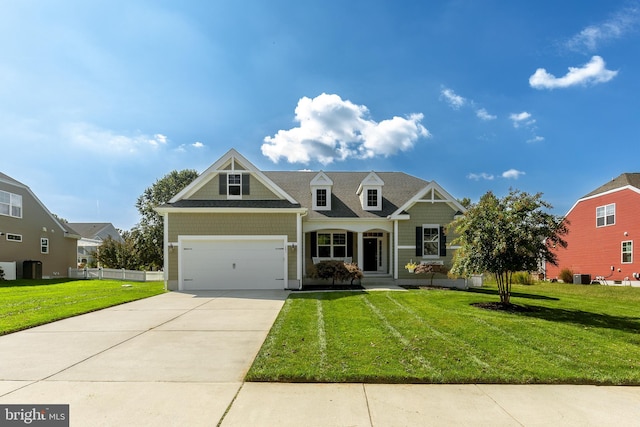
xmin=422 ymin=225 xmax=440 ymax=257
xmin=0 ymin=190 xmax=22 ymax=218
xmin=622 ymin=241 xmax=633 ymax=264
xmin=596 ymin=203 xmax=615 ymax=227
xmin=41 ymin=238 xmax=49 ymax=254
xmin=367 ymin=189 xmax=378 ymax=208
xmin=227 ymin=174 xmax=241 ymax=198
xmin=317 ymin=232 xmax=346 ymax=258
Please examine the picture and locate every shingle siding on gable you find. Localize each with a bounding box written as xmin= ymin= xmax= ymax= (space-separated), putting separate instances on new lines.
xmin=188 ymin=175 xmax=280 ymax=200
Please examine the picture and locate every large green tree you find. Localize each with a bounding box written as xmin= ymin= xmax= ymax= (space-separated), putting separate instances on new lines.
xmin=94 ymin=231 xmax=141 ymax=270
xmin=450 ymin=189 xmax=568 ymax=305
xmin=133 ymin=169 xmax=199 ymax=269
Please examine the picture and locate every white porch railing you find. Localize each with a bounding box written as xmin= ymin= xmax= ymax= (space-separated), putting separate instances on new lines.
xmin=68 ymin=268 xmax=164 ymax=282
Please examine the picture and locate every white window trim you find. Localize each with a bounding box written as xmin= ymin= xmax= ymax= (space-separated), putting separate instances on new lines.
xmin=6 ymin=233 xmax=22 ymax=242
xmin=312 ymin=186 xmax=332 ymax=211
xmin=622 ymin=240 xmax=633 ymax=264
xmin=41 ymin=237 xmax=49 ymax=254
xmin=317 ymin=231 xmax=347 ymax=258
xmin=596 ymin=203 xmax=615 ymax=227
xmin=227 ymin=173 xmax=242 ymax=200
xmin=0 ymin=190 xmax=22 ymax=218
xmin=422 ymin=224 xmax=440 ymax=259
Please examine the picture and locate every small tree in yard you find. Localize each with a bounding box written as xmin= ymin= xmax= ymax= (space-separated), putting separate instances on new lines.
xmin=414 ymin=263 xmax=449 ymax=286
xmin=450 ymin=189 xmax=568 ymax=305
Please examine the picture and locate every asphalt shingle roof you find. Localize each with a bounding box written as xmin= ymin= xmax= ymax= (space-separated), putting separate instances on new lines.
xmin=583 ymin=173 xmax=640 ymax=198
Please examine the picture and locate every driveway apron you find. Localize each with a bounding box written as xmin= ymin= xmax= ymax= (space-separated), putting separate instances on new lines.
xmin=0 ymin=290 xmax=288 ymax=426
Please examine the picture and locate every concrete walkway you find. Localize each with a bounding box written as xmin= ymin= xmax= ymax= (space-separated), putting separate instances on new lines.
xmin=1 ymin=290 xmax=639 ymax=426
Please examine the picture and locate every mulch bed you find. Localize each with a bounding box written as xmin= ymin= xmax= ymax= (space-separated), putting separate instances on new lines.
xmin=299 ymin=284 xmax=364 ymax=291
xmin=471 ymin=302 xmax=533 ymax=313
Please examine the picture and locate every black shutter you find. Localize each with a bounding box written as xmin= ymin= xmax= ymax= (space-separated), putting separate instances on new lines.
xmin=415 ymin=226 xmax=423 ymax=257
xmin=242 ymin=174 xmax=250 ymax=195
xmin=219 ymin=174 xmax=227 ymax=195
xmin=310 ymin=232 xmax=317 ymax=257
xmin=347 ymin=232 xmax=353 ymax=257
xmin=439 ymin=226 xmax=447 ymax=257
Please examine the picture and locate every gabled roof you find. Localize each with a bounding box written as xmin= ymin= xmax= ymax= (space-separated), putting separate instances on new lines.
xmin=266 ymin=171 xmax=429 ymax=219
xmin=582 ymin=173 xmax=640 ymax=198
xmin=0 ymin=172 xmax=26 ymax=187
xmin=67 ymin=223 xmax=123 ymax=242
xmin=169 ymin=149 xmax=298 ymax=204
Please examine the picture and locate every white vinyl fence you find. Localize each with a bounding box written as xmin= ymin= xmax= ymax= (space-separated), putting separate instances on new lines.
xmin=68 ymin=267 xmax=164 ymax=282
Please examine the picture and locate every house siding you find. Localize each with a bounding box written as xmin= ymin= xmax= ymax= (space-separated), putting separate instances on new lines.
xmin=188 ymin=176 xmax=280 ymax=201
xmin=547 ymin=188 xmax=640 ymax=282
xmin=0 ymin=182 xmax=76 ymax=278
xmin=397 ymin=202 xmax=459 ymax=279
xmin=166 ymin=212 xmax=298 ymax=283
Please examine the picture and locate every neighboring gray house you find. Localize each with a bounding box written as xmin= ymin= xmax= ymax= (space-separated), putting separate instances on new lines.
xmin=67 ymin=223 xmax=123 ymax=267
xmin=0 ymin=172 xmax=79 ymax=279
xmin=156 ymin=149 xmax=466 ymax=291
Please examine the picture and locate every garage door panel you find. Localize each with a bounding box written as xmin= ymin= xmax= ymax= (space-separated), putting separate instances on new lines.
xmin=180 ymin=238 xmax=286 ymax=290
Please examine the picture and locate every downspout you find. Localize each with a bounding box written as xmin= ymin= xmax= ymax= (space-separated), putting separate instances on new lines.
xmin=297 ymin=210 xmax=307 ymax=290
xmin=393 ymin=219 xmax=399 ymax=279
xmin=163 ymin=213 xmax=169 ymax=291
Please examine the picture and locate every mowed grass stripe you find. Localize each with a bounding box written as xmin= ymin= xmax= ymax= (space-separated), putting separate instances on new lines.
xmin=362 ymin=295 xmax=443 ymax=380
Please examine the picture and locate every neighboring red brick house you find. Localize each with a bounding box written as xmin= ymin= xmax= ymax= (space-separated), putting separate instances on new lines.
xmin=547 ymin=173 xmax=640 ymax=285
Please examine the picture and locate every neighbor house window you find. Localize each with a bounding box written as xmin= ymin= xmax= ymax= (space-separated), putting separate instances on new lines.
xmin=317 ymin=232 xmax=346 ymax=258
xmin=41 ymin=238 xmax=49 ymax=254
xmin=227 ymin=174 xmax=241 ymax=198
xmin=423 ymin=225 xmax=440 ymax=257
xmin=6 ymin=233 xmax=22 ymax=242
xmin=316 ymin=189 xmax=327 ymax=207
xmin=367 ymin=189 xmax=378 ymax=208
xmin=0 ymin=190 xmax=22 ymax=218
xmin=622 ymin=241 xmax=633 ymax=264
xmin=596 ymin=203 xmax=615 ymax=227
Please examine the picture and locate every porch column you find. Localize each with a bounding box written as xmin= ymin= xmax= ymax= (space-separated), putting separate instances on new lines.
xmin=357 ymin=232 xmax=364 ymax=269
xmin=393 ymin=220 xmax=399 ymax=279
xmin=297 ymin=213 xmax=303 ymax=287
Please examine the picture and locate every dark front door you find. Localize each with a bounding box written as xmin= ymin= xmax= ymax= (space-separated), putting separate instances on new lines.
xmin=363 ymin=238 xmax=377 ymax=271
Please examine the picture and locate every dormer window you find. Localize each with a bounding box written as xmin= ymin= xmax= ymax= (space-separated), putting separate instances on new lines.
xmin=357 ymin=172 xmax=384 ymax=211
xmin=311 ymin=171 xmax=333 ymax=211
xmin=316 ymin=189 xmax=327 ymax=207
xmin=367 ymin=189 xmax=378 ymax=208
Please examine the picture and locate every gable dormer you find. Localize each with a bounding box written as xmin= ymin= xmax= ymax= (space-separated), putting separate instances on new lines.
xmin=357 ymin=172 xmax=384 ymax=211
xmin=310 ymin=171 xmax=333 ymax=211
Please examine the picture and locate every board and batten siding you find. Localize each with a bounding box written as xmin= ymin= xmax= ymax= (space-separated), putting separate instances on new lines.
xmin=166 ymin=212 xmax=298 ymax=282
xmin=397 ymin=202 xmax=459 ymax=279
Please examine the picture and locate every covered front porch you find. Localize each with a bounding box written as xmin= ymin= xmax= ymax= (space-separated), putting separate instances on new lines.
xmin=302 ymin=221 xmax=393 ymax=283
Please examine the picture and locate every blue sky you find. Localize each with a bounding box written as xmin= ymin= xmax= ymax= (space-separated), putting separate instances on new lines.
xmin=2 ymin=0 xmax=639 ymax=230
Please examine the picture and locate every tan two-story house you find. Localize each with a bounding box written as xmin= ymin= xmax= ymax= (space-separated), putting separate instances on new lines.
xmin=155 ymin=149 xmax=466 ymax=291
xmin=0 ymin=172 xmax=79 ymax=279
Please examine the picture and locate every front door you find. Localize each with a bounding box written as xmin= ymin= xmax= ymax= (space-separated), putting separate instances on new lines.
xmin=363 ymin=238 xmax=378 ymax=271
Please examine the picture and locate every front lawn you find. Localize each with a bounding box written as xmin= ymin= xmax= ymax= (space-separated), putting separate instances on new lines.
xmin=247 ymin=282 xmax=640 ymax=384
xmin=0 ymin=278 xmax=165 ymax=335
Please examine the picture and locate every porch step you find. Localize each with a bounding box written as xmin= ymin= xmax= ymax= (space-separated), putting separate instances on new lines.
xmin=361 ymin=275 xmax=394 ymax=285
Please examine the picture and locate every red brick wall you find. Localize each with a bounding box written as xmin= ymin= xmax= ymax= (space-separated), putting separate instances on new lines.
xmin=547 ymin=189 xmax=640 ymax=282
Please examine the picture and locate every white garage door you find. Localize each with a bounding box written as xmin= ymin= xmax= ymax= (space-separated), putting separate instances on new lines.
xmin=179 ymin=237 xmax=286 ymax=290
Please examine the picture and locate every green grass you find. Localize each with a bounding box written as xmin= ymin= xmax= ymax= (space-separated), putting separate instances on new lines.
xmin=0 ymin=278 xmax=165 ymax=335
xmin=247 ymin=282 xmax=640 ymax=384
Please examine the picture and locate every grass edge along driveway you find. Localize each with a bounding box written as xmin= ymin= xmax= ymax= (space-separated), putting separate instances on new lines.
xmin=0 ymin=278 xmax=165 ymax=335
xmin=247 ymin=283 xmax=640 ymax=385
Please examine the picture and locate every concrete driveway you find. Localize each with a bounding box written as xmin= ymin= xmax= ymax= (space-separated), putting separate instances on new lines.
xmin=0 ymin=290 xmax=288 ymax=426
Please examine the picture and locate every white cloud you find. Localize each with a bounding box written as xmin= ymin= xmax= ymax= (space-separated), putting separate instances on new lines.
xmin=261 ymin=93 xmax=429 ymax=165
xmin=440 ymin=88 xmax=466 ymax=109
xmin=565 ymin=6 xmax=640 ymax=52
xmin=467 ymin=172 xmax=494 ymax=181
xmin=192 ymin=141 xmax=204 ymax=148
xmin=529 ymin=56 xmax=618 ymax=90
xmin=63 ymin=122 xmax=168 ymax=154
xmin=476 ymin=108 xmax=497 ymax=121
xmin=509 ymin=112 xmax=535 ymax=128
xmin=527 ymin=135 xmax=545 ymax=143
xmin=502 ymin=169 xmax=525 ymax=179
